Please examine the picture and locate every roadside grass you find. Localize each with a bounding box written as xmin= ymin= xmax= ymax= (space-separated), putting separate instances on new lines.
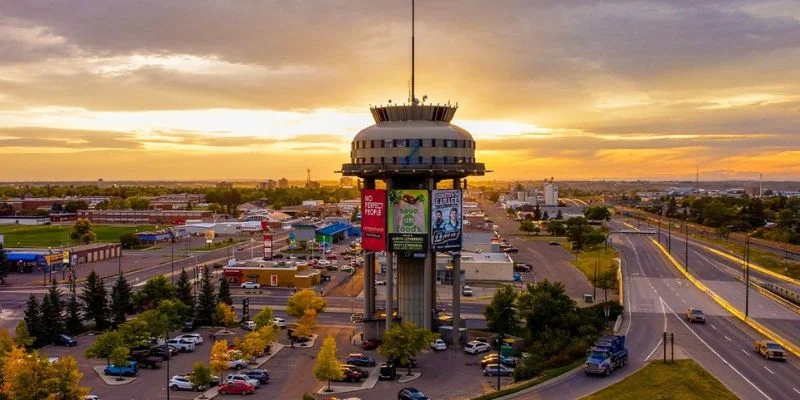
xmin=471 ymin=359 xmax=584 ymax=400
xmin=190 ymin=239 xmax=244 ymax=252
xmin=571 ymin=247 xmax=619 ymax=291
xmin=0 ymin=224 xmax=160 ymax=248
xmin=582 ymin=359 xmax=737 ymax=400
xmin=691 ymin=234 xmax=800 ymax=280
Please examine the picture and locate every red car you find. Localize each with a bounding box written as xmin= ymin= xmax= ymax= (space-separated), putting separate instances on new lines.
xmin=217 ymin=380 xmax=255 ymax=395
xmin=361 ymin=339 xmax=381 ymax=350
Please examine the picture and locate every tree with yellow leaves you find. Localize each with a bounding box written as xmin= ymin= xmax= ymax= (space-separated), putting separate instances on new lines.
xmin=286 ymin=289 xmax=326 ymax=318
xmin=252 ymin=306 xmax=274 ymax=329
xmin=238 ymin=331 xmax=266 ymax=363
xmin=2 ymin=345 xmax=88 ymax=400
xmin=212 ymin=303 xmax=237 ymax=328
xmin=313 ymin=336 xmax=343 ymax=392
xmin=293 ymin=309 xmax=318 ymax=338
xmin=209 ymin=339 xmax=230 ymax=382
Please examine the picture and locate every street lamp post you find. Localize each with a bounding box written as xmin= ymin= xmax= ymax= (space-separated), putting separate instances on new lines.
xmin=497 ymin=307 xmax=517 ymax=391
xmin=745 ymin=233 xmax=751 ymax=318
xmin=667 ymin=218 xmax=672 ymax=253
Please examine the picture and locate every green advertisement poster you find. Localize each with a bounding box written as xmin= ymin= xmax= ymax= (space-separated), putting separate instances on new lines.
xmin=388 ymin=189 xmax=429 ymax=252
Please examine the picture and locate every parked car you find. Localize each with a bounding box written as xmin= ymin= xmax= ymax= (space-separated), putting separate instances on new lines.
xmin=84 ymin=396 xmax=99 ymax=400
xmin=376 ymin=280 xmax=387 ymax=286
xmin=481 ymin=354 xmax=517 ymax=368
xmin=398 ymin=387 xmax=430 ymax=400
xmin=387 ymin=356 xmax=417 ymax=369
xmin=514 ymin=264 xmax=532 ymax=272
xmin=166 ymin=338 xmax=195 ymax=352
xmin=225 ymin=373 xmax=261 ymax=387
xmin=378 ymin=364 xmax=397 ymax=380
xmin=686 ymin=308 xmax=706 ymax=323
xmin=755 ymin=340 xmax=786 ymax=361
xmin=513 ymin=272 xmax=523 ymax=282
xmin=129 ymin=354 xmax=163 ymax=369
xmin=217 ymin=380 xmax=255 ymax=395
xmin=464 ymin=341 xmax=491 ymax=355
xmin=334 ymin=366 xmax=363 ymax=383
xmin=149 ymin=345 xmax=178 ymax=359
xmin=228 ymin=359 xmax=248 ymax=370
xmin=104 ymin=361 xmax=138 ymax=377
xmin=55 ymin=334 xmax=78 ymax=346
xmin=183 ymin=372 xmax=220 ymax=387
xmin=175 ymin=333 xmax=203 ymax=345
xmin=430 ymin=339 xmax=447 ymax=351
xmin=340 ymin=364 xmax=369 ymax=378
xmin=241 ymin=320 xmax=257 ymax=331
xmin=549 ymin=241 xmax=560 ymax=246
xmin=361 ymin=339 xmax=381 ymax=350
xmin=461 ymin=286 xmax=473 ymax=297
xmin=346 ymin=353 xmax=376 ymax=367
xmin=243 ymin=369 xmax=270 ymax=384
xmin=240 ymin=281 xmax=261 ymax=289
xmin=504 ymin=248 xmax=519 ymax=254
xmin=483 ymin=364 xmax=513 ymax=377
xmin=169 ymin=375 xmax=205 ymax=392
xmin=182 ymin=319 xmax=196 ymax=332
xmin=272 ymin=317 xmax=287 ymax=328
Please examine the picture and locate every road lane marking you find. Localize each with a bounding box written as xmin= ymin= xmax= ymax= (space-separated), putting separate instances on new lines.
xmin=741 ymin=349 xmax=749 ymax=356
xmin=646 ymin=338 xmax=663 ymax=361
xmin=659 ymin=297 xmax=773 ymax=400
xmin=764 ymin=366 xmax=774 ymax=375
xmin=793 ymin=388 xmax=800 ymax=395
xmin=724 ymin=336 xmax=733 ymax=342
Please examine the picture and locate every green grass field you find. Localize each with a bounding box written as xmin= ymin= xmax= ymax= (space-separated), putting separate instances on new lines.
xmin=582 ymin=360 xmax=737 ymax=400
xmin=571 ymin=247 xmax=619 ymax=291
xmin=0 ymin=224 xmax=160 ymax=248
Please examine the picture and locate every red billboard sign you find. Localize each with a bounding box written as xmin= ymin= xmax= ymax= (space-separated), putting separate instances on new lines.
xmin=263 ymin=234 xmax=273 ymax=259
xmin=260 ymin=220 xmax=269 ymax=231
xmin=361 ymin=189 xmax=387 ymax=251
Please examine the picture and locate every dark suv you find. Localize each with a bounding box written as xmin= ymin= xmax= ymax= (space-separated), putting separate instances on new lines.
xmin=340 ymin=364 xmax=369 ymax=378
xmin=387 ymin=356 xmax=418 ymax=369
xmin=243 ymin=369 xmax=270 ymax=384
xmin=345 ymin=353 xmax=376 ymax=367
xmin=55 ymin=334 xmax=78 ymax=346
xmin=399 ymin=387 xmax=429 ymax=400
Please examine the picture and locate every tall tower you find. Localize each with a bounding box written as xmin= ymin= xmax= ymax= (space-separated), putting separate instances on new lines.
xmin=339 ymin=0 xmax=486 ymax=338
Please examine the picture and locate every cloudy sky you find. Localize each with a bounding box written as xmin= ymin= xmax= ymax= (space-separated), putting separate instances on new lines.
xmin=1 ymin=0 xmax=799 ymax=182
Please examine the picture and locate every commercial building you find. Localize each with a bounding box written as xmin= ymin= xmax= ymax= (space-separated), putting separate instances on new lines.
xmin=0 ymin=216 xmax=51 ymax=225
xmin=77 ymin=209 xmax=213 ymax=224
xmin=544 ymin=182 xmax=559 ymax=206
xmin=222 ymin=260 xmax=321 ymax=288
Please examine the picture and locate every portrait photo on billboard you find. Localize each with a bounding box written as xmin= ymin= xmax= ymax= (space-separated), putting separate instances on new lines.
xmin=431 ymin=189 xmax=462 ymax=251
xmin=361 ymin=189 xmax=387 ymax=251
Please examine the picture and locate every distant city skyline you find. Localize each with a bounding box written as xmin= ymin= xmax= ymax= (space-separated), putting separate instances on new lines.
xmin=1 ymin=1 xmax=800 ymax=181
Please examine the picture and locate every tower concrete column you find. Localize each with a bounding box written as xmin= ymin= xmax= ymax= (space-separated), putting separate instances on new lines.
xmin=451 ymin=177 xmax=461 ymax=345
xmin=363 ymin=178 xmax=376 ymax=319
xmin=385 ymin=178 xmax=394 ymax=332
xmin=422 ymin=177 xmax=435 ymax=331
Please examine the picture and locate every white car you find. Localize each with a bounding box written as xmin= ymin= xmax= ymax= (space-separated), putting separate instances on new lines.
xmin=175 ymin=333 xmax=203 ymax=345
xmin=317 ymin=259 xmax=331 ymax=267
xmin=169 ymin=375 xmax=205 ymax=392
xmin=272 ymin=317 xmax=287 ymax=328
xmin=464 ymin=341 xmax=491 ymax=355
xmin=225 ymin=374 xmax=260 ymax=387
xmin=375 ymin=280 xmax=387 ymax=286
xmin=430 ymin=339 xmax=447 ymax=351
xmin=166 ymin=338 xmax=195 ymax=352
xmin=241 ymin=281 xmax=261 ymax=289
xmin=227 ymin=359 xmax=248 ymax=370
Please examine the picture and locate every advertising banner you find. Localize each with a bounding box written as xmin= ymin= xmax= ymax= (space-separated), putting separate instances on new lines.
xmin=388 ymin=189 xmax=429 ymax=252
xmin=361 ymin=189 xmax=387 ymax=251
xmin=431 ymin=189 xmax=463 ymax=251
xmin=263 ymin=234 xmax=273 ymax=259
xmin=260 ymin=220 xmax=269 ymax=232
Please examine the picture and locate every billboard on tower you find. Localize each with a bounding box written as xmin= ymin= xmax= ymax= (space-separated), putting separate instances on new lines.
xmin=388 ymin=189 xmax=429 ymax=252
xmin=263 ymin=234 xmax=273 ymax=259
xmin=431 ymin=189 xmax=462 ymax=251
xmin=361 ymin=189 xmax=387 ymax=251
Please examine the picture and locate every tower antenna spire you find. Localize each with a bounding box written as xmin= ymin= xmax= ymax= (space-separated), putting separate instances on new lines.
xmin=411 ymin=0 xmax=416 ymax=105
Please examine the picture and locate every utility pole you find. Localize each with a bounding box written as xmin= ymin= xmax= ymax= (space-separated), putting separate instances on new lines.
xmin=684 ymin=219 xmax=689 ymax=272
xmin=667 ymin=218 xmax=672 ymax=253
xmin=745 ymin=234 xmax=750 ymax=318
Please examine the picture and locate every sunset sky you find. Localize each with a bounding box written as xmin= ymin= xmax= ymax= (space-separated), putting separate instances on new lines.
xmin=1 ymin=0 xmax=800 ymax=182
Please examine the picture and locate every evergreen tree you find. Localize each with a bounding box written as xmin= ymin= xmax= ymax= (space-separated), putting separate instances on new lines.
xmin=40 ymin=279 xmax=65 ymax=344
xmin=65 ymin=295 xmax=83 ymax=335
xmin=110 ymin=273 xmax=133 ymax=328
xmin=556 ymin=209 xmax=563 ymax=220
xmin=0 ymin=242 xmax=9 ymax=284
xmin=23 ymin=294 xmax=41 ymax=347
xmin=542 ymin=210 xmax=550 ymax=220
xmin=196 ymin=267 xmax=216 ymax=326
xmin=80 ymin=270 xmax=109 ymax=330
xmin=175 ymin=268 xmax=195 ymax=314
xmin=217 ymin=278 xmax=232 ymax=306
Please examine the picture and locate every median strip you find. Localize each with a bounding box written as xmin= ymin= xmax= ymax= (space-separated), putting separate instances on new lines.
xmin=650 ymin=238 xmax=800 ymax=358
xmin=700 ymin=245 xmax=800 ymax=287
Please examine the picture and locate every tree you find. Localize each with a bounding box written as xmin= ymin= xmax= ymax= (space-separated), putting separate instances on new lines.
xmin=555 ymin=209 xmax=563 ymax=220
xmin=209 ymin=340 xmax=230 ymax=381
xmin=483 ymin=286 xmax=520 ymax=336
xmin=132 ymin=274 xmax=175 ymax=310
xmin=109 ymin=346 xmax=130 ymax=381
xmin=118 ymin=318 xmax=151 ymax=348
xmin=378 ymin=322 xmax=437 ymax=375
xmin=40 ymin=279 xmax=65 ymax=345
xmin=65 ymin=295 xmax=84 ymax=335
xmin=313 ymin=336 xmax=343 ymax=391
xmin=63 ymin=200 xmax=89 ymax=213
xmin=14 ymin=321 xmax=33 ymax=348
xmin=286 ymin=289 xmax=326 ymax=318
xmin=239 ymin=330 xmax=267 ymax=363
xmin=175 ymin=268 xmax=195 ymax=315
xmin=584 ymin=206 xmax=611 ymax=221
xmin=0 ymin=242 xmax=9 ymax=284
xmin=532 ymin=204 xmax=542 ymax=221
xmin=110 ymin=273 xmax=133 ymax=328
xmin=85 ymin=330 xmax=126 ymax=365
xmin=293 ymin=309 xmax=318 ymax=338
xmin=196 ymin=268 xmax=216 ymax=326
xmin=542 ymin=210 xmax=550 ymax=220
xmin=189 ymin=362 xmax=214 ymax=391
xmin=154 ymin=299 xmax=189 ymax=331
xmin=80 ymin=270 xmax=109 ymax=330
xmin=212 ymin=303 xmax=237 ymax=328
xmin=547 ymin=220 xmax=566 ymax=236
xmin=46 ymin=355 xmax=89 ymax=398
xmin=3 ymin=346 xmax=87 ymax=399
xmin=217 ymin=278 xmax=232 ymax=306
xmin=252 ymin=306 xmax=275 ymax=329
xmin=70 ymin=218 xmax=96 ymax=244
xmin=23 ymin=294 xmax=41 ymax=348
xmin=119 ymin=233 xmax=142 ymax=249
xmin=515 ymin=280 xmax=575 ymax=342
